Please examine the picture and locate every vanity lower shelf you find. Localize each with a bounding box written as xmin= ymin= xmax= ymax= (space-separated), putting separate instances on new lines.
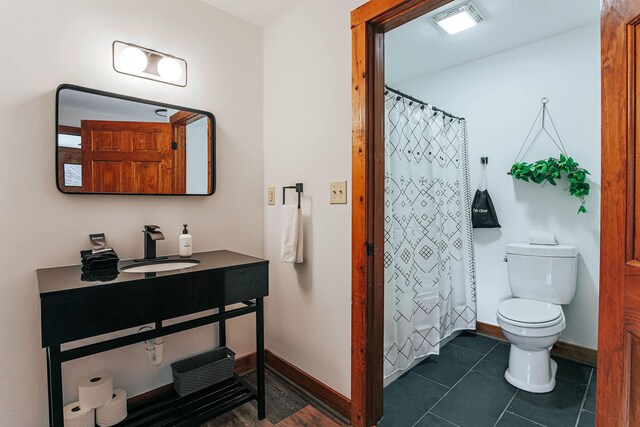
xmin=123 ymin=376 xmax=256 ymax=427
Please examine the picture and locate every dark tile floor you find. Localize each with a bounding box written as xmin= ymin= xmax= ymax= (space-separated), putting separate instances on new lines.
xmin=379 ymin=333 xmax=597 ymax=427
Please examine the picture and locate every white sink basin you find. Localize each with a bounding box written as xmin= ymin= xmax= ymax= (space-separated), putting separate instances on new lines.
xmin=120 ymin=260 xmax=200 ymax=274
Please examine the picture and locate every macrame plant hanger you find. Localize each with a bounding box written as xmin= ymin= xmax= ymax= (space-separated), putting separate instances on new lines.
xmin=508 ymin=97 xmax=590 ymax=214
xmin=509 ymin=97 xmax=569 ymax=174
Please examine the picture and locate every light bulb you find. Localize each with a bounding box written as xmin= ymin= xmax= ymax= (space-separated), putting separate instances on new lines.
xmin=157 ymin=57 xmax=182 ymax=82
xmin=119 ymin=46 xmax=148 ymax=73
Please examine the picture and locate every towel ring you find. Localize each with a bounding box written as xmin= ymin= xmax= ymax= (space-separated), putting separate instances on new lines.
xmin=282 ymin=183 xmax=303 ymax=209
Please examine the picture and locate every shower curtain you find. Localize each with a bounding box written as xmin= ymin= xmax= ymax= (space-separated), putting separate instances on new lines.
xmin=383 ymin=91 xmax=477 ymax=379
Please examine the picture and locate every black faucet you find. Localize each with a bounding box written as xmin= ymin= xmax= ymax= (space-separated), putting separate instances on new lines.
xmin=141 ymin=225 xmax=167 ymax=261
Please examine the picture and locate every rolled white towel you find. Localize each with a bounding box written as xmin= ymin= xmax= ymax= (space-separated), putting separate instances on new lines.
xmin=280 ymin=204 xmax=304 ymax=263
xmin=529 ymin=231 xmax=558 ymax=245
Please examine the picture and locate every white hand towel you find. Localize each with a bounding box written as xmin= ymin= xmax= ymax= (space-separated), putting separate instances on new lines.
xmin=529 ymin=230 xmax=558 ymax=245
xmin=280 ymin=204 xmax=303 ymax=263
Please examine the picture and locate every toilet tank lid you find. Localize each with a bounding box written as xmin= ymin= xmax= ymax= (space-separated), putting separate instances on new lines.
xmin=507 ymin=243 xmax=578 ymax=257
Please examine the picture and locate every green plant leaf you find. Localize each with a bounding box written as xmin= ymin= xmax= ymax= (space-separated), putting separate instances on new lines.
xmin=510 ymin=154 xmax=591 ymax=214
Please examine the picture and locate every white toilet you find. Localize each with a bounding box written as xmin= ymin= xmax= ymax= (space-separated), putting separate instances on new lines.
xmin=496 ymin=242 xmax=578 ymax=393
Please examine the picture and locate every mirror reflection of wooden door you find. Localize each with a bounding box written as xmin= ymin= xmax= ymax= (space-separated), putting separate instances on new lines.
xmin=599 ymin=0 xmax=640 ymax=425
xmin=80 ymin=120 xmax=174 ymax=194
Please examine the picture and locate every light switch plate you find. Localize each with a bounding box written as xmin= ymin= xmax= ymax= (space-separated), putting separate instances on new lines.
xmin=267 ymin=186 xmax=275 ymax=205
xmin=330 ymin=181 xmax=347 ymax=204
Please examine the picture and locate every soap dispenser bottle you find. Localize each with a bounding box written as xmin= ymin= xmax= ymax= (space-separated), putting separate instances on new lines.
xmin=179 ymin=224 xmax=192 ymax=257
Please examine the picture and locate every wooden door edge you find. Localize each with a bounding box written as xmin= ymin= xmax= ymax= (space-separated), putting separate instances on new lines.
xmin=597 ymin=1 xmax=640 ymax=425
xmin=350 ymin=1 xmax=454 ymax=426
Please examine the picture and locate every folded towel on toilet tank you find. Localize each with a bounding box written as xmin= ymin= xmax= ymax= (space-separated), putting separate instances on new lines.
xmin=528 ymin=231 xmax=558 ymax=245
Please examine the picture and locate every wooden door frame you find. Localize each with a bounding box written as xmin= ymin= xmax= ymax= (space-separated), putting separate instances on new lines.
xmin=350 ymin=1 xmax=453 ymax=426
xmin=170 ymin=111 xmax=206 ymax=194
xmin=598 ymin=0 xmax=640 ymax=425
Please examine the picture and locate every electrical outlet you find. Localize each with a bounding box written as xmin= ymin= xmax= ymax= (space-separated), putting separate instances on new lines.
xmin=267 ymin=186 xmax=275 ymax=205
xmin=330 ymin=181 xmax=347 ymax=204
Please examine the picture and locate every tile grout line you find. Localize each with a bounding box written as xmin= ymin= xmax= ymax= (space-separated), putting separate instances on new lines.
xmin=427 ymin=411 xmax=461 ymax=426
xmin=492 ymin=389 xmax=519 ymax=427
xmin=447 ymin=341 xmax=494 ymax=356
xmin=552 ymin=358 xmax=597 ymax=386
xmin=409 ymin=341 xmax=500 ymax=427
xmin=574 ymin=368 xmax=594 ymax=427
xmin=503 ymin=410 xmax=548 ymax=427
xmin=408 ymin=371 xmax=452 ymax=390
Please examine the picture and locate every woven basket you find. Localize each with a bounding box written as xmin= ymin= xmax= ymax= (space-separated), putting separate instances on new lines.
xmin=171 ymin=347 xmax=235 ymax=397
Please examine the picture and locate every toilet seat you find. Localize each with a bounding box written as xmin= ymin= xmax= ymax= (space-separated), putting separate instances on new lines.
xmin=497 ymin=298 xmax=563 ymax=328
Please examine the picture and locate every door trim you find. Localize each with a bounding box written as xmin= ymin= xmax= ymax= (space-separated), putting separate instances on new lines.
xmin=350 ymin=1 xmax=453 ymax=426
xmin=598 ymin=1 xmax=640 ymax=424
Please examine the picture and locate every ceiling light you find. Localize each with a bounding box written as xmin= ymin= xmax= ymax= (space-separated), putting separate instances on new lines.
xmin=112 ymin=41 xmax=187 ymax=87
xmin=432 ymin=2 xmax=483 ymax=35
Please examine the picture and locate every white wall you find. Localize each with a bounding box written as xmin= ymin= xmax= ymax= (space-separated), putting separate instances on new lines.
xmin=0 ymin=1 xmax=263 ymax=425
xmin=262 ymin=0 xmax=366 ymax=398
xmin=396 ymin=24 xmax=601 ymax=349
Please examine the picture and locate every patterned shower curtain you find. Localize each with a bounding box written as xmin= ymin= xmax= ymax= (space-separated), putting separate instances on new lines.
xmin=383 ymin=91 xmax=477 ymax=379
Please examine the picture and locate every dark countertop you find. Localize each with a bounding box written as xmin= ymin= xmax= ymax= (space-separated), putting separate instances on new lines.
xmin=37 ymin=250 xmax=268 ymax=295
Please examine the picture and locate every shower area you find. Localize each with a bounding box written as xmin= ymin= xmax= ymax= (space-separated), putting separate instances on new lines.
xmin=383 ymin=85 xmax=477 ymax=381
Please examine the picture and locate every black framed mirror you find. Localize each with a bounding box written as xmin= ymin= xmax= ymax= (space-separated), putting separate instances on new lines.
xmin=56 ymin=84 xmax=215 ymax=195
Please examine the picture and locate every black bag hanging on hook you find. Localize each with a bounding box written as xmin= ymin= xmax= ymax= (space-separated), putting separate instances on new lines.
xmin=472 ymin=158 xmax=501 ymax=228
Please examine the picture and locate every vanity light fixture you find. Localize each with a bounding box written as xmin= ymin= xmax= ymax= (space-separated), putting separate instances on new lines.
xmin=432 ymin=2 xmax=483 ymax=35
xmin=112 ymin=41 xmax=187 ymax=87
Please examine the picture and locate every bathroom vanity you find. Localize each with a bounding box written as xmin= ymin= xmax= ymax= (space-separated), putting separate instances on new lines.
xmin=37 ymin=250 xmax=268 ymax=427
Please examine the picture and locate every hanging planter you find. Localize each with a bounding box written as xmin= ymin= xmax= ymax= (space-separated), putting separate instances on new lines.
xmin=510 ymin=155 xmax=590 ymax=214
xmin=509 ymin=98 xmax=591 ymax=214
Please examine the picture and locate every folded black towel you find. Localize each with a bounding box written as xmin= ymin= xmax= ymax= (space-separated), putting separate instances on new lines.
xmin=81 ymin=265 xmax=119 ymax=282
xmin=80 ymin=249 xmax=120 ymax=270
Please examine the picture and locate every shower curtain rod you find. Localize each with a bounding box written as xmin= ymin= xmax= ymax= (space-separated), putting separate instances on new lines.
xmin=384 ymin=85 xmax=465 ymax=121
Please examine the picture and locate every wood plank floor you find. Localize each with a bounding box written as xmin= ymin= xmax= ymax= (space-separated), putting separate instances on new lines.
xmin=202 ymin=369 xmax=348 ymax=427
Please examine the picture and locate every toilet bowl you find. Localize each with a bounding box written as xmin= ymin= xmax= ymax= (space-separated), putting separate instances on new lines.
xmin=497 ymin=242 xmax=578 ymax=393
xmin=497 ymin=298 xmax=566 ymax=393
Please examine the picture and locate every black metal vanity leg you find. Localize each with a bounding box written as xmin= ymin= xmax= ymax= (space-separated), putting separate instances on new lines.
xmin=47 ymin=345 xmax=63 ymax=427
xmin=46 ymin=349 xmax=52 ymax=425
xmin=256 ymin=297 xmax=265 ymax=419
xmin=218 ymin=306 xmax=226 ymax=347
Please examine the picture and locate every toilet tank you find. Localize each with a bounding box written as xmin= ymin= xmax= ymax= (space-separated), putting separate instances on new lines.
xmin=506 ymin=243 xmax=578 ymax=304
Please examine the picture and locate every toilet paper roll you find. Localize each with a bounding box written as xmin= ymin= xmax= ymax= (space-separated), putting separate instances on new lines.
xmin=63 ymin=401 xmax=95 ymax=427
xmin=96 ymin=388 xmax=127 ymax=427
xmin=78 ymin=373 xmax=113 ymax=409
